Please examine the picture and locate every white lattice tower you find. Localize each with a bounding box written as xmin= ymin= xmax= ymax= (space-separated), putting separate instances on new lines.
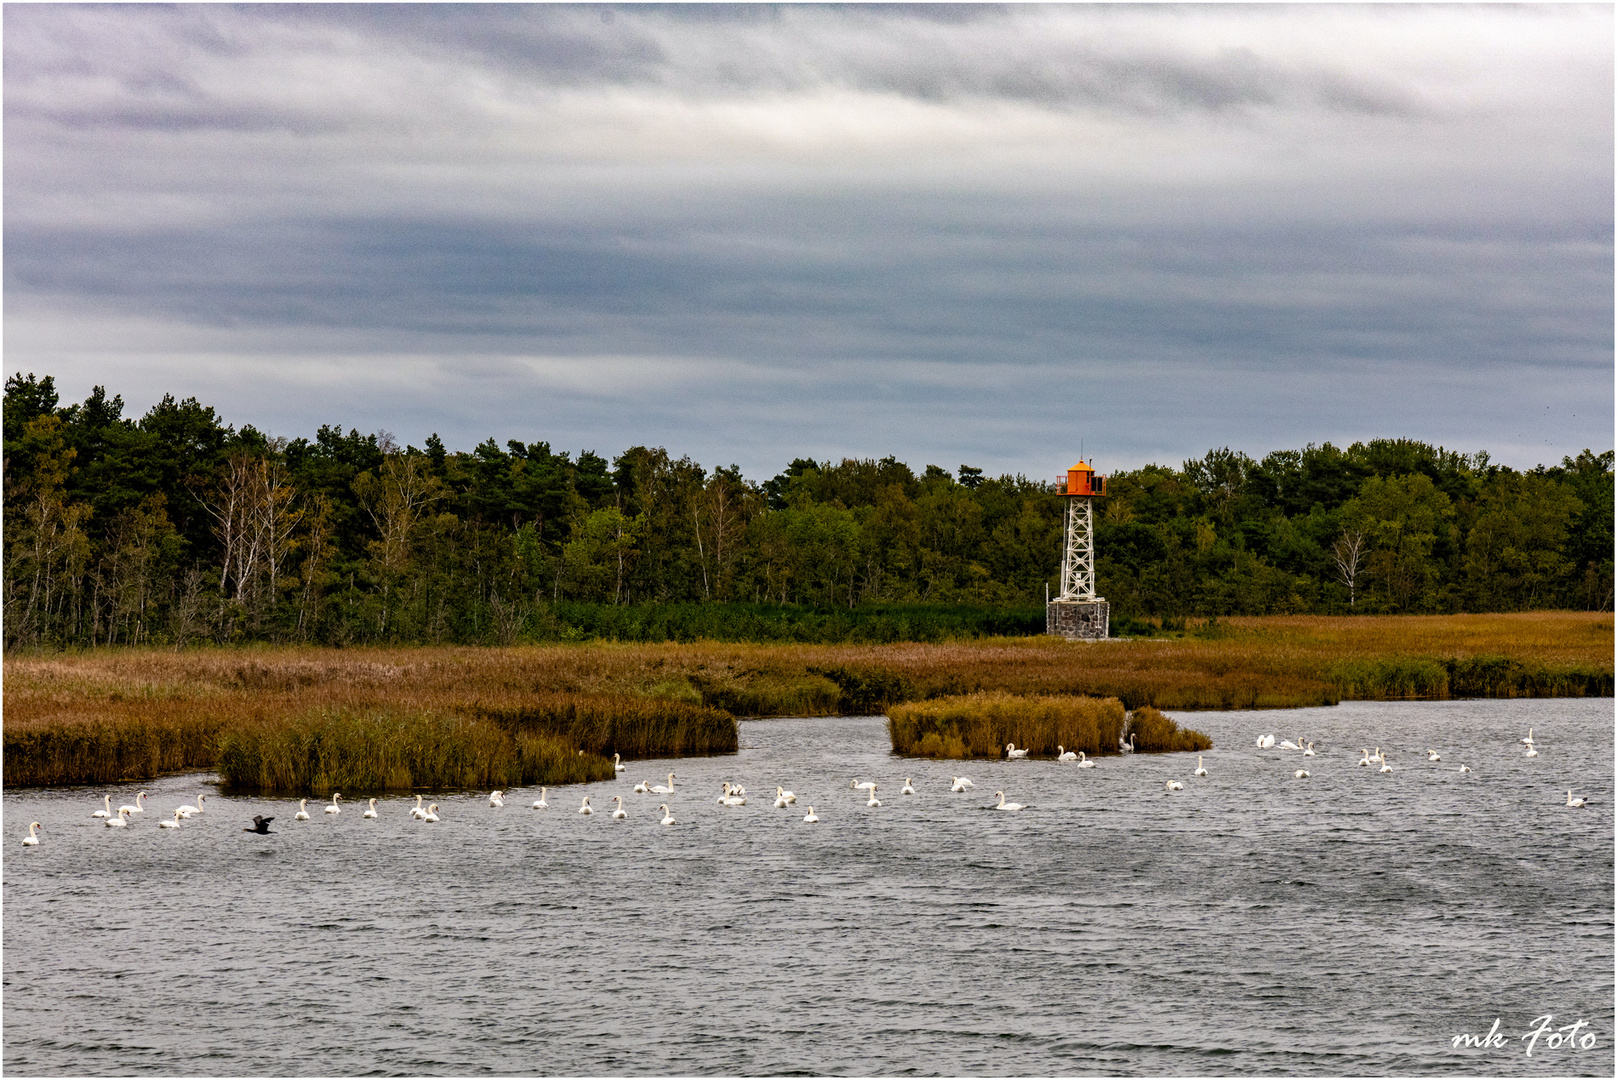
xmin=1057 ymin=495 xmax=1097 ymax=601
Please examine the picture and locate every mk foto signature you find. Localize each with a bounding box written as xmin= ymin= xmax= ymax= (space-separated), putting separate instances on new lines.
xmin=1452 ymin=1015 xmax=1600 ymax=1055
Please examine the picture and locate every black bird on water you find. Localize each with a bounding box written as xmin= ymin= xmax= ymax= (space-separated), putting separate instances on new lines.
xmin=245 ymin=816 xmax=274 ymax=834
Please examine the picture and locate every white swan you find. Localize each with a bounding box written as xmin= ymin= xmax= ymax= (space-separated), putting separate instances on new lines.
xmin=1121 ymin=733 xmax=1137 ymax=753
xmin=632 ymin=780 xmax=650 ymax=794
xmin=1294 ymin=769 xmax=1310 ymax=779
xmin=1522 ymin=727 xmax=1535 ymax=746
xmin=1357 ymin=749 xmax=1372 ymax=767
xmin=650 ymin=773 xmax=677 ymax=795
xmin=119 ymin=791 xmax=148 ymax=816
xmin=177 ymin=794 xmax=206 ymax=818
xmin=659 ymin=803 xmax=675 ymax=826
xmin=106 ymin=808 xmax=131 ymax=828
xmin=1525 ymin=745 xmax=1538 ymax=758
xmin=1256 ymin=734 xmax=1275 ymax=749
xmin=1005 ymin=743 xmax=1028 ymax=759
xmin=324 ymin=793 xmax=342 ymax=815
xmin=1380 ymin=757 xmax=1393 ymax=774
xmin=409 ymin=795 xmax=426 ymax=819
xmin=159 ymin=809 xmax=182 ymax=829
xmin=532 ymin=788 xmax=549 ymax=810
xmin=579 ymin=796 xmax=594 ymax=815
xmin=802 ymin=806 xmax=819 ymax=823
xmin=731 ymin=784 xmax=746 ymax=797
xmin=1566 ymin=790 xmax=1587 ymax=808
xmin=774 ymin=790 xmax=790 ymax=809
xmin=717 ymin=783 xmax=745 ymax=807
xmin=851 ymin=780 xmax=876 ymax=792
xmin=900 ymin=778 xmax=916 ymax=795
xmin=1458 ymin=764 xmax=1471 ymax=774
xmin=363 ymin=798 xmax=379 ymax=819
xmin=613 ymin=753 xmax=626 ymax=773
xmin=92 ymin=794 xmax=112 ymax=819
xmin=866 ymin=786 xmax=881 ymax=807
xmin=1279 ymin=738 xmax=1300 ymax=751
xmin=1076 ymin=752 xmax=1095 ymax=769
xmin=1426 ymin=749 xmax=1440 ymax=761
xmin=422 ymin=803 xmax=440 ymax=823
xmin=776 ymin=785 xmax=797 ymax=804
xmin=1057 ymin=746 xmax=1078 ymax=762
xmin=22 ymin=822 xmax=41 ymax=846
xmin=1193 ymin=756 xmax=1208 ymax=777
xmin=1165 ymin=780 xmax=1183 ymax=791
xmin=611 ymin=795 xmax=627 ymax=819
xmin=488 ymin=790 xmax=504 ymax=808
xmin=1372 ymin=747 xmax=1384 ymax=763
xmin=951 ymin=777 xmax=974 ymax=792
xmin=1302 ymin=742 xmax=1315 ymax=757
xmin=993 ymin=790 xmax=1024 ymax=810
xmin=294 ymin=799 xmax=311 ymax=821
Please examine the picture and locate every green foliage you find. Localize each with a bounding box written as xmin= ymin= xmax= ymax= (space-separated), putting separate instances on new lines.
xmin=4 ymin=372 xmax=1611 ymax=652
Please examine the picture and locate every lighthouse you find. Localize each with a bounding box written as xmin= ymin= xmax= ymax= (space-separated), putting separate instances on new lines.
xmin=1047 ymin=459 xmax=1110 ymax=640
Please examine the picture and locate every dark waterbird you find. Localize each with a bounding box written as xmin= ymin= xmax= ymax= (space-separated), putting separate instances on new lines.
xmin=245 ymin=816 xmax=274 ymax=834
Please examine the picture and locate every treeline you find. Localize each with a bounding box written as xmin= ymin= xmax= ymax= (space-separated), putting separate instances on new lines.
xmin=4 ymin=372 xmax=1611 ymax=648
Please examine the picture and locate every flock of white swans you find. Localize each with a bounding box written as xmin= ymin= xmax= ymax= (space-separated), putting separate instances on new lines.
xmin=16 ymin=723 xmax=1590 ymax=847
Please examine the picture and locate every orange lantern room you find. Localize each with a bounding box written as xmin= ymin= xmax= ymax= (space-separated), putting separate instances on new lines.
xmin=1065 ymin=460 xmax=1108 ymax=497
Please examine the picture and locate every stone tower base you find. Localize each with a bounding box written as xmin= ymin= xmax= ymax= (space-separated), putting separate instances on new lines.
xmin=1047 ymin=599 xmax=1110 ymax=640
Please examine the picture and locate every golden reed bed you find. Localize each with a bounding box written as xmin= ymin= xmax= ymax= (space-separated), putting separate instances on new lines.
xmin=4 ymin=612 xmax=1608 ymax=788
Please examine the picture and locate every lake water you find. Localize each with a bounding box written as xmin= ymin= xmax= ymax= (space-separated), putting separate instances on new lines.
xmin=4 ymin=697 xmax=1612 ymax=1076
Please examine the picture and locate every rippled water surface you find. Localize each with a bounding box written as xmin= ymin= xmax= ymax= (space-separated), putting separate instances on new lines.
xmin=5 ymin=698 xmax=1613 ymax=1076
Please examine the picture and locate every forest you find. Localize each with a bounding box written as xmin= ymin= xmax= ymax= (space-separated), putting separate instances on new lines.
xmin=4 ymin=371 xmax=1611 ymax=649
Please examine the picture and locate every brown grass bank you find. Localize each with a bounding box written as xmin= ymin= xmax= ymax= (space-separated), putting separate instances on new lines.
xmin=4 ymin=612 xmax=1607 ymax=786
xmin=887 ymin=693 xmax=1125 ymax=759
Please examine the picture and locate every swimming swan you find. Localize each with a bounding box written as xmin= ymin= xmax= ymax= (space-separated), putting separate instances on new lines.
xmin=1357 ymin=750 xmax=1372 ymax=767
xmin=1279 ymin=738 xmax=1300 ymax=751
xmin=1005 ymin=743 xmax=1029 ymax=759
xmin=900 ymin=779 xmax=915 ymax=795
xmin=22 ymin=822 xmax=41 ymax=846
xmin=717 ymin=784 xmax=745 ymax=807
xmin=324 ymin=793 xmax=342 ymax=815
xmin=92 ymin=794 xmax=112 ymax=819
xmin=1525 ymin=745 xmax=1538 ymax=758
xmin=632 ymin=780 xmax=650 ymax=794
xmin=1458 ymin=764 xmax=1471 ymax=774
xmin=659 ymin=804 xmax=676 ymax=826
xmin=410 ymin=795 xmax=427 ymax=819
xmin=1294 ymin=769 xmax=1310 ymax=779
xmin=158 ymin=810 xmax=183 ymax=829
xmin=611 ymin=795 xmax=627 ymax=819
xmin=1380 ymin=757 xmax=1393 ymax=774
xmin=851 ymin=780 xmax=877 ymax=792
xmin=532 ymin=788 xmax=549 ymax=810
xmin=951 ymin=777 xmax=975 ymax=792
xmin=1256 ymin=734 xmax=1275 ymax=749
xmin=488 ymin=791 xmax=504 ymax=808
xmin=1522 ymin=728 xmax=1535 ymax=746
xmin=177 ymin=794 xmax=206 ymax=818
xmin=802 ymin=807 xmax=819 ymax=823
xmin=613 ymin=753 xmax=626 ymax=772
xmin=363 ymin=798 xmax=379 ymax=819
xmin=106 ymin=808 xmax=131 ymax=828
xmin=1302 ymin=742 xmax=1315 ymax=757
xmin=1057 ymin=746 xmax=1078 ymax=762
xmin=866 ymin=786 xmax=881 ymax=807
xmin=776 ymin=786 xmax=797 ymax=805
xmin=1076 ymin=752 xmax=1095 ymax=769
xmin=579 ymin=796 xmax=594 ymax=815
xmin=294 ymin=799 xmax=311 ymax=821
xmin=650 ymin=773 xmax=677 ymax=795
xmin=118 ymin=791 xmax=148 ymax=816
xmin=1194 ymin=756 xmax=1208 ymax=777
xmin=1426 ymin=749 xmax=1440 ymax=761
xmin=993 ymin=791 xmax=1025 ymax=810
xmin=422 ymin=803 xmax=440 ymax=823
xmin=1165 ymin=780 xmax=1183 ymax=791
xmin=1566 ymin=790 xmax=1587 ymax=808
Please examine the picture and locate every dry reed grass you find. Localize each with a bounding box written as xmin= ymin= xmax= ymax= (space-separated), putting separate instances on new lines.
xmin=1125 ymin=706 xmax=1213 ymax=753
xmin=5 ymin=613 xmax=1606 ymax=786
xmin=887 ymin=693 xmax=1125 ymax=759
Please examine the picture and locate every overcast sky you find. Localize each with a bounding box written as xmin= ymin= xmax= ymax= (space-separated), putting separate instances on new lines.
xmin=6 ymin=3 xmax=1611 ymax=483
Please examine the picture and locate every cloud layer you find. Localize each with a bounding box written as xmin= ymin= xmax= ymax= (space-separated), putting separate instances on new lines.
xmin=6 ymin=4 xmax=1611 ymax=478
